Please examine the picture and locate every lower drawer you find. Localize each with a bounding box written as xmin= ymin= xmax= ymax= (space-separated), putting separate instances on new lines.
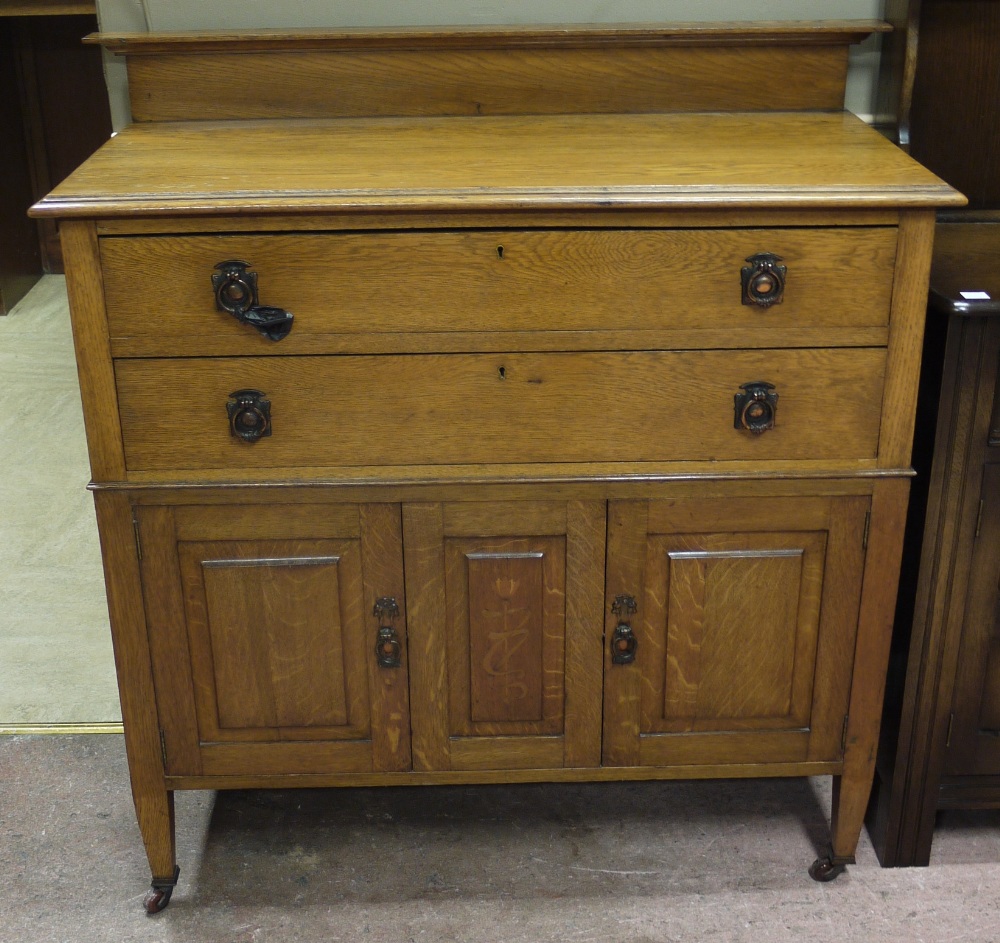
xmin=115 ymin=348 xmax=885 ymax=472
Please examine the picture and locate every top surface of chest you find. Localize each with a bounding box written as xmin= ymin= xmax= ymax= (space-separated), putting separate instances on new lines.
xmin=38 ymin=111 xmax=959 ymax=220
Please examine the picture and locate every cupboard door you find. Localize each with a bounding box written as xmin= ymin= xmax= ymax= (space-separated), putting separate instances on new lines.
xmin=946 ymin=464 xmax=1000 ymax=775
xmin=404 ymin=501 xmax=606 ymax=771
xmin=137 ymin=503 xmax=410 ymax=777
xmin=603 ymin=495 xmax=868 ymax=768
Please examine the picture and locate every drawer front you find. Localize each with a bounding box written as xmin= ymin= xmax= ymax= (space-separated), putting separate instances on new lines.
xmin=101 ymin=228 xmax=897 ymax=353
xmin=115 ymin=349 xmax=885 ymax=472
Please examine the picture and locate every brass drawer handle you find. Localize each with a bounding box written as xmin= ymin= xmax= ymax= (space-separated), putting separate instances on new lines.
xmin=227 ymin=389 xmax=271 ymax=442
xmin=212 ymin=260 xmax=294 ymax=341
xmin=741 ymin=253 xmax=786 ymax=307
xmin=734 ymin=381 xmax=778 ymax=435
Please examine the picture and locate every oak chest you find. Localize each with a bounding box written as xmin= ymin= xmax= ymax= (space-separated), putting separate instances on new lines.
xmin=33 ymin=23 xmax=963 ymax=910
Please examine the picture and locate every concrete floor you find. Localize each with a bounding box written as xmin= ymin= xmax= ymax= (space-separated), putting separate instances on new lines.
xmin=3 ymin=734 xmax=1000 ymax=942
xmin=0 ymin=276 xmax=120 ymax=725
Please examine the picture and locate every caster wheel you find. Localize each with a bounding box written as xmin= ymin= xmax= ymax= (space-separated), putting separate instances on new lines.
xmin=143 ymin=865 xmax=180 ymax=914
xmin=809 ymin=856 xmax=847 ymax=882
xmin=143 ymin=885 xmax=173 ymax=914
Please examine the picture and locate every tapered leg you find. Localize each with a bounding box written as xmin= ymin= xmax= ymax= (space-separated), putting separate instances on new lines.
xmin=94 ymin=491 xmax=179 ymax=910
xmin=136 ymin=789 xmax=179 ymax=913
xmin=810 ymin=480 xmax=910 ymax=881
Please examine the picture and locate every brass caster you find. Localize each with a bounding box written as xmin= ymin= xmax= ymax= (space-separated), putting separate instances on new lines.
xmin=809 ymin=856 xmax=847 ymax=882
xmin=144 ymin=865 xmax=180 ymax=914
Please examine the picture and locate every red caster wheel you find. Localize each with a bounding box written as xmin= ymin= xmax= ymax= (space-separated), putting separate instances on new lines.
xmin=143 ymin=866 xmax=180 ymax=914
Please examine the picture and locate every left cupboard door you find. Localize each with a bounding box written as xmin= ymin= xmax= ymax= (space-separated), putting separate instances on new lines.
xmin=134 ymin=502 xmax=411 ymax=778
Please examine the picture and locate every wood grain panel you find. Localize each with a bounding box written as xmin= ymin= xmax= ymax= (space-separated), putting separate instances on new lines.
xmin=562 ymin=501 xmax=607 ymax=769
xmin=402 ymin=503 xmax=451 ymax=772
xmin=879 ymin=210 xmax=938 ymax=468
xmin=120 ymin=43 xmax=853 ymax=123
xmin=59 ymin=220 xmax=125 ymax=480
xmin=172 ymin=503 xmax=360 ymax=541
xmin=358 ymin=503 xmax=411 ymax=773
xmin=99 ymin=228 xmax=897 ymax=355
xmin=114 ymin=348 xmax=887 ymax=473
xmin=605 ymin=494 xmax=867 ymax=768
xmin=832 ymin=477 xmax=910 ymax=862
xmin=199 ymin=740 xmax=373 ymax=777
xmin=602 ymin=500 xmax=647 ymax=767
xmin=637 ymin=730 xmax=811 ymax=768
xmin=198 ymin=549 xmax=350 ymax=730
xmin=658 ymin=538 xmax=821 ymax=731
xmin=467 ymin=551 xmax=547 ymax=724
xmin=93 ymin=491 xmax=176 ymax=878
xmin=406 ymin=499 xmax=604 ymax=771
xmin=446 ymin=538 xmax=565 ymax=736
xmin=178 ymin=538 xmax=370 ymax=743
xmin=136 ymin=506 xmax=202 ymax=775
xmin=946 ymin=463 xmax=1000 ymax=773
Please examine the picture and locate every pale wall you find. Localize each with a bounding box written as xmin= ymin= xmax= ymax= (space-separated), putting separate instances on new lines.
xmin=95 ymin=0 xmax=884 ymax=128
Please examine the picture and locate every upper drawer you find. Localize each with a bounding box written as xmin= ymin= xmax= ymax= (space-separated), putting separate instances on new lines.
xmin=114 ymin=347 xmax=885 ymax=475
xmin=100 ymin=228 xmax=897 ymax=355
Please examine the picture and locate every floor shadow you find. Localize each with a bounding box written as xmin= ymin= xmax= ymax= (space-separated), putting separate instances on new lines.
xmin=186 ymin=776 xmax=836 ymax=908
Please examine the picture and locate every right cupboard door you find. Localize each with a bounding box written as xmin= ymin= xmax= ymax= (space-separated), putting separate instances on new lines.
xmin=603 ymin=495 xmax=869 ymax=769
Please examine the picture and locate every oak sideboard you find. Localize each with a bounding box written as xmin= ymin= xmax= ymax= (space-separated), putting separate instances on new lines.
xmin=32 ymin=23 xmax=963 ymax=911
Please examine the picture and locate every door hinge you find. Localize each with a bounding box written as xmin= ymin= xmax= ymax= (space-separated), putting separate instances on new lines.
xmin=975 ymin=499 xmax=985 ymax=539
xmin=132 ymin=512 xmax=143 ymax=562
xmin=862 ymin=511 xmax=871 ymax=550
xmin=841 ymin=714 xmax=850 ymax=752
xmin=159 ymin=729 xmax=167 ymax=767
xmin=946 ymin=712 xmax=955 ymax=748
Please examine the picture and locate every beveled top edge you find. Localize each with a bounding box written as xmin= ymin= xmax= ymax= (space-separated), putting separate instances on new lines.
xmin=88 ymin=20 xmax=890 ymax=54
xmin=32 ymin=186 xmax=965 ymax=220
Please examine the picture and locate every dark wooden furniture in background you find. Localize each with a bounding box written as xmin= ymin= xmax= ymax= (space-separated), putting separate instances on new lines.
xmin=866 ymin=0 xmax=1000 ymax=867
xmin=0 ymin=1 xmax=111 ymax=314
xmin=869 ymin=224 xmax=1000 ymax=866
xmin=34 ymin=24 xmax=961 ymax=910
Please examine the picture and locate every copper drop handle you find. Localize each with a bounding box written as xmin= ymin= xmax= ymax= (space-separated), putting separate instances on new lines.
xmin=610 ymin=594 xmax=638 ymax=665
xmin=227 ymin=389 xmax=271 ymax=443
xmin=734 ymin=381 xmax=778 ymax=435
xmin=373 ymin=597 xmax=402 ymax=669
xmin=741 ymin=253 xmax=786 ymax=308
xmin=213 ymin=260 xmax=294 ymax=341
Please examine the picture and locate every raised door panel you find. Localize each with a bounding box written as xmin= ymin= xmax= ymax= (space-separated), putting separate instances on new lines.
xmin=946 ymin=463 xmax=1000 ymax=775
xmin=604 ymin=495 xmax=868 ymax=768
xmin=138 ymin=503 xmax=410 ymax=777
xmin=404 ymin=501 xmax=605 ymax=771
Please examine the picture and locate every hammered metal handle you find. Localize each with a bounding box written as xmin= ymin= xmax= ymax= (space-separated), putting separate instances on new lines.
xmin=212 ymin=260 xmax=294 ymax=341
xmin=227 ymin=389 xmax=271 ymax=443
xmin=741 ymin=253 xmax=786 ymax=308
xmin=373 ymin=597 xmax=402 ymax=669
xmin=611 ymin=623 xmax=638 ymax=665
xmin=734 ymin=381 xmax=778 ymax=435
xmin=610 ymin=594 xmax=638 ymax=665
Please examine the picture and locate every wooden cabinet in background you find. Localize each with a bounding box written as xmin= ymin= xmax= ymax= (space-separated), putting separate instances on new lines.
xmin=0 ymin=5 xmax=111 ymax=312
xmin=868 ymin=222 xmax=1000 ymax=865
